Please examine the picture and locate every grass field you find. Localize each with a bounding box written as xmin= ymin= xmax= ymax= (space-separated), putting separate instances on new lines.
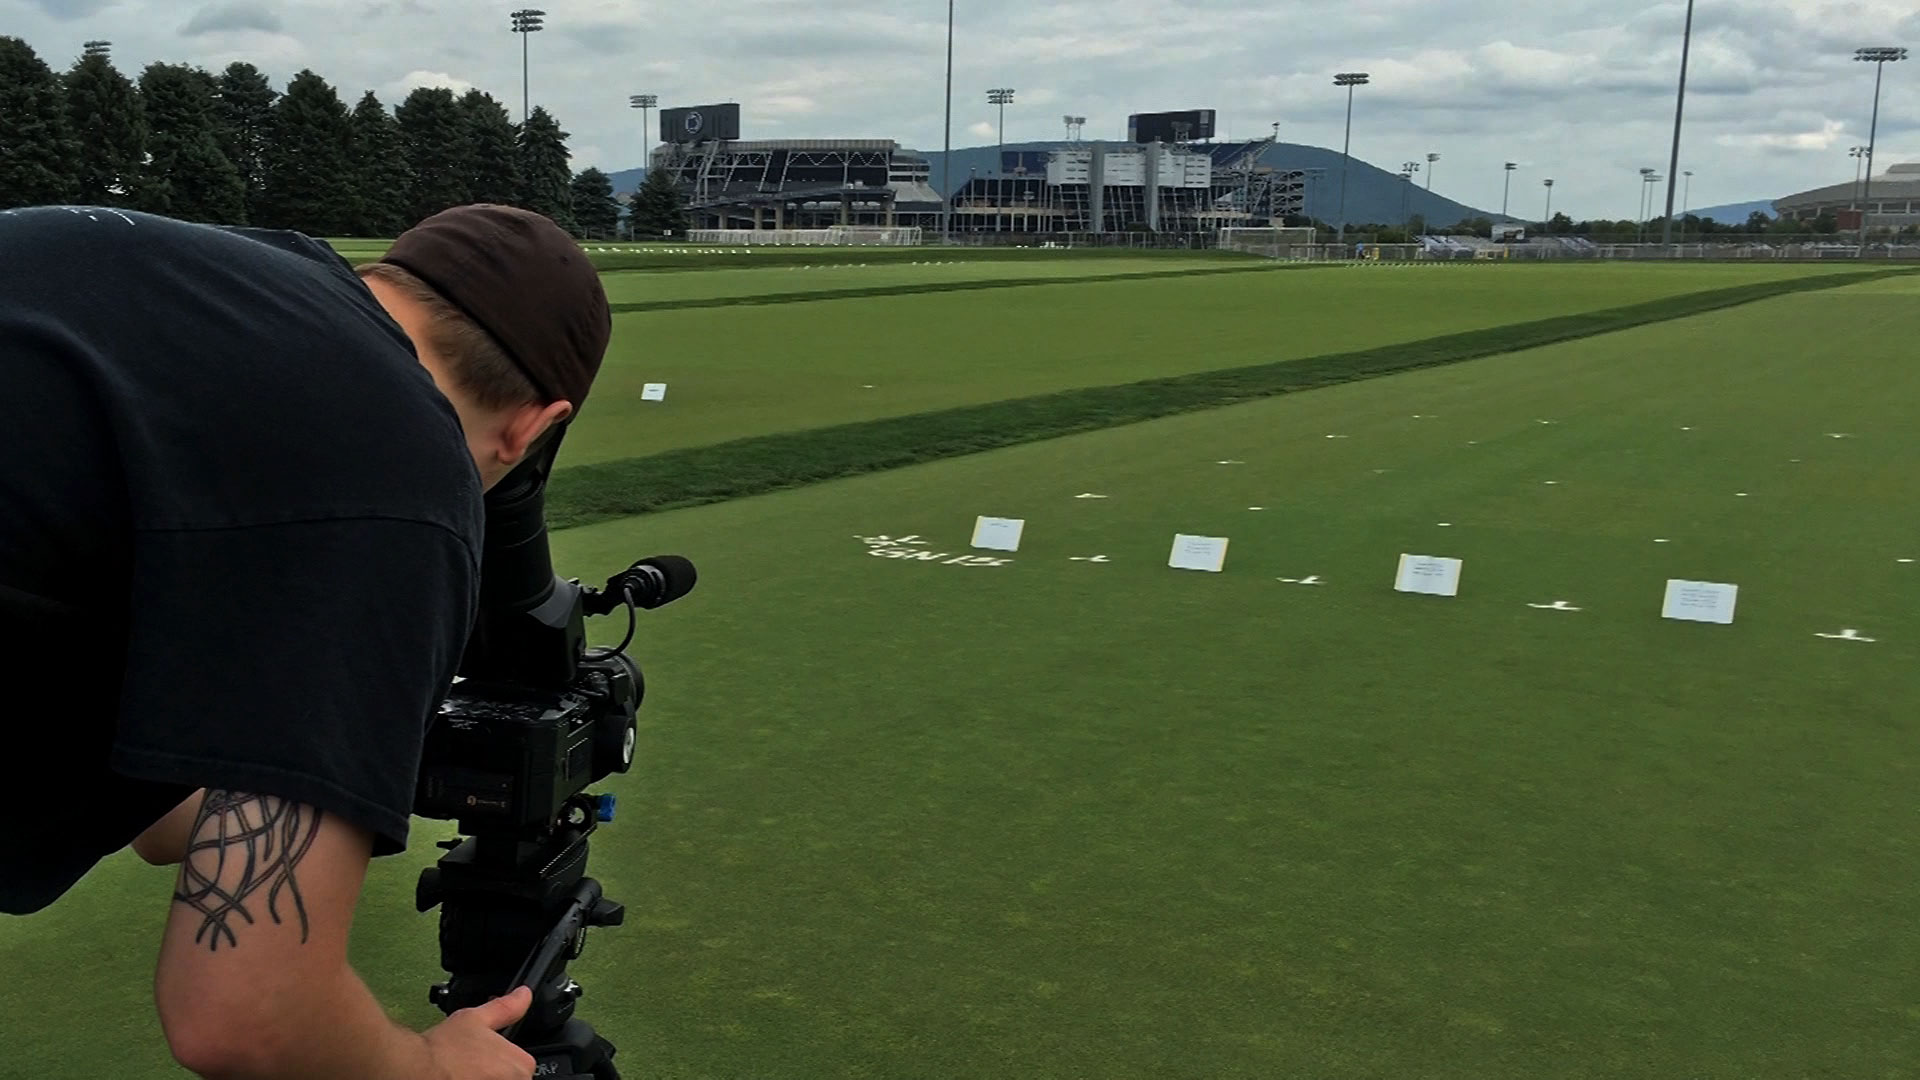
xmin=5 ymin=257 xmax=1918 ymax=1078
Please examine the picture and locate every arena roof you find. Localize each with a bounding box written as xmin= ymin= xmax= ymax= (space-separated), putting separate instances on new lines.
xmin=1777 ymin=163 xmax=1920 ymax=210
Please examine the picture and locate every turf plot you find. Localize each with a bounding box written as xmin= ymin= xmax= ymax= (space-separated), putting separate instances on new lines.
xmin=566 ymin=261 xmax=1869 ymax=466
xmin=4 ymin=273 xmax=1915 ymax=1078
xmin=474 ymin=277 xmax=1914 ymax=1076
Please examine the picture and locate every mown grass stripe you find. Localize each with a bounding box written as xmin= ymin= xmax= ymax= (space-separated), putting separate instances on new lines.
xmin=605 ymin=262 xmax=1308 ymax=313
xmin=548 ymin=267 xmax=1915 ymax=531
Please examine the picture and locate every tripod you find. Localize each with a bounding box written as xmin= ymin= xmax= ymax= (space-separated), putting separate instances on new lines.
xmin=417 ymin=793 xmax=626 ymax=1080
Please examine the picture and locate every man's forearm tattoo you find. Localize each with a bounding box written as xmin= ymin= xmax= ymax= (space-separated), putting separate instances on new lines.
xmin=172 ymin=791 xmax=324 ymax=952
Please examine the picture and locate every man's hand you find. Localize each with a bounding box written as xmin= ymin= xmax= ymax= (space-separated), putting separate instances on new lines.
xmin=423 ymin=987 xmax=538 ymax=1080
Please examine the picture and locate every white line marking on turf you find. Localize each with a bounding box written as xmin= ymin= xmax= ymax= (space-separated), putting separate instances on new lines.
xmin=1528 ymin=601 xmax=1582 ymax=612
xmin=1216 ymin=460 xmax=1245 ymax=465
xmin=1736 ymin=492 xmax=1749 ymax=497
xmin=1437 ymin=522 xmax=1453 ymax=527
xmin=1680 ymin=426 xmax=1693 ymax=431
xmin=1069 ymin=555 xmax=1111 ymax=563
xmin=1074 ymin=493 xmax=1109 ymax=499
xmin=1900 ymin=558 xmax=1915 ymax=564
xmin=1816 ymin=628 xmax=1876 ymax=643
xmin=1325 ymin=434 xmax=1350 ymax=439
xmin=1828 ymin=433 xmax=1853 ymax=439
xmin=1654 ymin=538 xmax=1671 ymax=543
xmin=1277 ymin=575 xmax=1324 ymax=585
xmin=1543 ymin=480 xmax=1560 ymax=485
xmin=1247 ymin=506 xmax=1266 ymax=511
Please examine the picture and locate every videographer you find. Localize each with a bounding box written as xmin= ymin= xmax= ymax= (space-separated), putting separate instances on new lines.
xmin=0 ymin=203 xmax=611 ymax=1079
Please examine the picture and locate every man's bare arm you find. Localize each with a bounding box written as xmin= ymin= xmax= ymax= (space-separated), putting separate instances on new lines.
xmin=154 ymin=789 xmax=441 ymax=1079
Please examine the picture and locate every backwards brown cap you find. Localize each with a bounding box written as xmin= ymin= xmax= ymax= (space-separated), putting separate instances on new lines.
xmin=381 ymin=204 xmax=611 ymax=416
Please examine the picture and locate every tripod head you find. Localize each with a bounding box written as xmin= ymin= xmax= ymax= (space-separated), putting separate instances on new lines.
xmin=412 ymin=432 xmax=695 ymax=1080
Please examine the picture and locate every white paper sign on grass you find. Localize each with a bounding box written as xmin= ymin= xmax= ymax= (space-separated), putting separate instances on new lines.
xmin=641 ymin=383 xmax=668 ymax=401
xmin=970 ymin=516 xmax=1025 ymax=552
xmin=1662 ymin=579 xmax=1738 ymax=624
xmin=1168 ymin=534 xmax=1229 ymax=573
xmin=1395 ymin=554 xmax=1463 ymax=597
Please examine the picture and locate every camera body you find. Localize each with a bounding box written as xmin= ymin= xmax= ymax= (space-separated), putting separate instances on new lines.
xmin=418 ymin=650 xmax=642 ymax=835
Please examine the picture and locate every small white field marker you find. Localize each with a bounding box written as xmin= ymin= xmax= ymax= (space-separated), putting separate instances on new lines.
xmin=861 ymin=384 xmax=875 ymax=389
xmin=1247 ymin=506 xmax=1266 ymax=511
xmin=1815 ymin=628 xmax=1876 ymax=643
xmin=1543 ymin=480 xmax=1560 ymax=486
xmin=1527 ymin=601 xmax=1583 ymax=612
xmin=1653 ymin=538 xmax=1671 ymax=543
xmin=1536 ymin=419 xmax=1558 ymax=425
xmin=1277 ymin=575 xmax=1324 ymax=586
xmin=1069 ymin=555 xmax=1111 ymax=563
xmin=1216 ymin=460 xmax=1245 ymax=465
xmin=1325 ymin=434 xmax=1350 ymax=440
xmin=1437 ymin=522 xmax=1453 ymax=527
xmin=1074 ymin=493 xmax=1109 ymax=499
xmin=1828 ymin=433 xmax=1853 ymax=439
xmin=1899 ymin=558 xmax=1915 ymax=564
xmin=1736 ymin=492 xmax=1749 ymax=497
xmin=1412 ymin=414 xmax=1434 ymax=419
xmin=1680 ymin=426 xmax=1693 ymax=431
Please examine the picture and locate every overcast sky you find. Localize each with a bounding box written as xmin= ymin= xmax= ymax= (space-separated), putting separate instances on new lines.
xmin=7 ymin=0 xmax=1917 ymax=218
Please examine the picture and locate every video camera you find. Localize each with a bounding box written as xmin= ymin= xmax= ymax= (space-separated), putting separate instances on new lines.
xmin=411 ymin=432 xmax=694 ymax=1080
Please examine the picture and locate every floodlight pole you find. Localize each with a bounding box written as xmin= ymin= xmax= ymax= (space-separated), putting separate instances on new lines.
xmin=988 ymin=88 xmax=1015 ymax=234
xmin=940 ymin=0 xmax=954 ymax=243
xmin=1333 ymin=72 xmax=1369 ymax=249
xmin=1543 ymin=178 xmax=1555 ymax=228
xmin=510 ymin=9 xmax=546 ymax=125
xmin=82 ymin=39 xmax=110 ymax=58
xmin=1681 ymin=170 xmax=1692 ymax=240
xmin=1637 ymin=167 xmax=1655 ymax=240
xmin=1425 ymin=151 xmax=1439 ymax=191
xmin=1855 ymin=47 xmax=1908 ymax=257
xmin=1659 ymin=0 xmax=1696 ymax=247
xmin=1501 ymin=161 xmax=1516 ymax=218
xmin=1849 ymin=146 xmax=1868 ymax=209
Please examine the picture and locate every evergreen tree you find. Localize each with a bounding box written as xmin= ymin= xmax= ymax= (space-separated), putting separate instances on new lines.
xmin=259 ymin=69 xmax=354 ymax=235
xmin=396 ymin=87 xmax=470 ymax=224
xmin=628 ymin=167 xmax=688 ymax=238
xmin=568 ymin=167 xmax=620 ymax=239
xmin=216 ymin=62 xmax=277 ymax=224
xmin=0 ymin=37 xmax=77 ymax=207
xmin=459 ymin=89 xmax=519 ymax=205
xmin=516 ymin=105 xmax=575 ymax=233
xmin=137 ymin=63 xmax=244 ymax=224
xmin=347 ymin=92 xmax=410 ymax=236
xmin=63 ymin=49 xmax=145 ymax=207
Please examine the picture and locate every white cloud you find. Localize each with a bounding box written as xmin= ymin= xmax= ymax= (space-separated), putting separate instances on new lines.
xmin=384 ymin=69 xmax=475 ymax=100
xmin=968 ymin=121 xmax=995 ymax=138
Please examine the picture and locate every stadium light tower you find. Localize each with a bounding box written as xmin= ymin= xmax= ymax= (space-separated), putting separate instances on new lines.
xmin=988 ymin=87 xmax=1016 ymax=162
xmin=1501 ymin=161 xmax=1517 ymax=218
xmin=1542 ymin=178 xmax=1555 ymax=229
xmin=510 ymin=8 xmax=546 ymax=124
xmin=1333 ymin=72 xmax=1370 ymax=247
xmin=1637 ymin=167 xmax=1656 ymax=239
xmin=1425 ymin=151 xmax=1439 ymax=191
xmin=1659 ymin=0 xmax=1697 ymax=245
xmin=1855 ymin=46 xmax=1908 ymax=256
xmin=630 ymin=94 xmax=657 ymax=176
xmin=1849 ymin=145 xmax=1870 ymax=209
xmin=941 ymin=0 xmax=954 ymax=243
xmin=1398 ymin=168 xmax=1415 ymax=227
xmin=1682 ymin=169 xmax=1693 ymax=239
xmin=82 ymin=39 xmax=110 ymax=58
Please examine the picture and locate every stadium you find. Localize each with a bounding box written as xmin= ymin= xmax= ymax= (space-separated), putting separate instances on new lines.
xmin=651 ymin=102 xmax=1308 ymax=241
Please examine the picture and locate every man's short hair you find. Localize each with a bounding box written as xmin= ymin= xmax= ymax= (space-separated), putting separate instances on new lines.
xmin=356 ymin=261 xmax=541 ymax=411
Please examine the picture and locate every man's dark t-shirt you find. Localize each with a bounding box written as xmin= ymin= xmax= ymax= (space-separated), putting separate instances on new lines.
xmin=0 ymin=207 xmax=483 ymax=915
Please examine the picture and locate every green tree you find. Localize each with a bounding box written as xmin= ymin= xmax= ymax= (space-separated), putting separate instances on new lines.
xmin=1811 ymin=211 xmax=1839 ymax=235
xmin=1744 ymin=210 xmax=1773 ymax=233
xmin=63 ymin=49 xmax=145 ymax=207
xmin=568 ymin=167 xmax=620 ymax=238
xmin=215 ymin=62 xmax=277 ymax=224
xmin=628 ymin=167 xmax=687 ymax=238
xmin=396 ymin=87 xmax=471 ymax=224
xmin=459 ymin=89 xmax=519 ymax=205
xmin=347 ymin=91 xmax=409 ymax=237
xmin=136 ymin=63 xmax=244 ymax=224
xmin=516 ymin=105 xmax=575 ymax=232
xmin=259 ymin=69 xmax=354 ymax=234
xmin=1547 ymin=211 xmax=1573 ymax=235
xmin=0 ymin=37 xmax=77 ymax=206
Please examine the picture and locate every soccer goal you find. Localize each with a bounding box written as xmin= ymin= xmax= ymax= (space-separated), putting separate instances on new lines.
xmin=1217 ymin=226 xmax=1318 ymax=259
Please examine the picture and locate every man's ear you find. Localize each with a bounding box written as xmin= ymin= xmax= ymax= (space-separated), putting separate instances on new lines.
xmin=498 ymin=399 xmax=575 ymax=471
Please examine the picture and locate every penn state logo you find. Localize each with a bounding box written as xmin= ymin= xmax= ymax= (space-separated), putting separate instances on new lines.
xmin=684 ymin=111 xmax=704 ymax=135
